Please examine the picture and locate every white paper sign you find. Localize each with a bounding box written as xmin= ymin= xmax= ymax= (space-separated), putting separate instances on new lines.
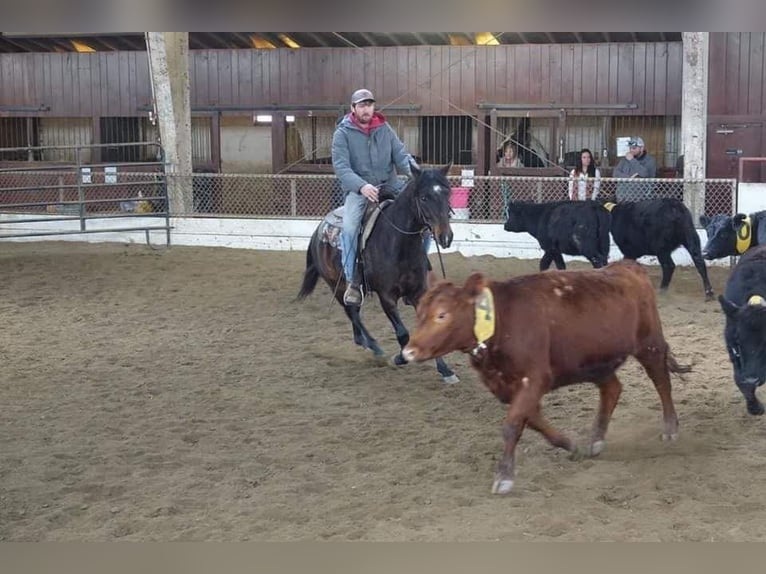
xmin=105 ymin=166 xmax=117 ymax=184
xmin=80 ymin=167 xmax=91 ymax=184
xmin=616 ymin=137 xmax=632 ymax=158
xmin=460 ymin=168 xmax=475 ymax=188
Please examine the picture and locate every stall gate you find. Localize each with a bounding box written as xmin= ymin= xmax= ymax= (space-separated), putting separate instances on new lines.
xmin=0 ymin=142 xmax=171 ymax=247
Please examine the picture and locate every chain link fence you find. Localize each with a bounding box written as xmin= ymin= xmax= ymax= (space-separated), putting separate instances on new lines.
xmin=164 ymin=173 xmax=736 ymax=224
xmin=0 ymin=169 xmax=167 ymax=215
xmin=1 ymin=168 xmax=736 ymax=225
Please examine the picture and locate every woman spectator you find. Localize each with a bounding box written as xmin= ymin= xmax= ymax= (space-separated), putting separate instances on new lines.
xmin=568 ymin=148 xmax=601 ymax=201
xmin=498 ymin=142 xmax=523 ymax=218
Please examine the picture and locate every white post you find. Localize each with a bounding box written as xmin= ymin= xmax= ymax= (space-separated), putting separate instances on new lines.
xmin=681 ymin=32 xmax=709 ymax=223
xmin=146 ymin=32 xmax=193 ymax=215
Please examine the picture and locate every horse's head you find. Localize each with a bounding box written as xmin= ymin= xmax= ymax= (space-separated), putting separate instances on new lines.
xmin=407 ymin=161 xmax=454 ymax=249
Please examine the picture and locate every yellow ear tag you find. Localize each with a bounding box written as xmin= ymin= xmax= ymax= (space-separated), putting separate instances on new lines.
xmin=603 ymin=202 xmax=616 ymax=212
xmin=736 ymin=216 xmax=752 ymax=254
xmin=473 ymin=287 xmax=495 ymax=346
xmin=748 ymin=294 xmax=765 ymax=306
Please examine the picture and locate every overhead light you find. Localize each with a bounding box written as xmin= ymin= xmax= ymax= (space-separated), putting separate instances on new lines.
xmin=475 ymin=32 xmax=500 ymax=46
xmin=71 ymin=40 xmax=96 ymax=52
xmin=286 ymin=115 xmax=295 ymax=122
xmin=447 ymin=34 xmax=472 ymax=46
xmin=250 ymin=35 xmax=276 ymax=49
xmin=256 ymin=115 xmax=272 ymax=123
xmin=278 ymin=34 xmax=300 ymax=49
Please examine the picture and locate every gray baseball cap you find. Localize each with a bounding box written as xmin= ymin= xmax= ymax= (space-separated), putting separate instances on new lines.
xmin=628 ymin=137 xmax=645 ymax=147
xmin=351 ymin=88 xmax=375 ymax=105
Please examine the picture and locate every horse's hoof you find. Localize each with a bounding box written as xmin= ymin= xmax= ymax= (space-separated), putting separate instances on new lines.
xmin=491 ymin=476 xmax=514 ymax=495
xmin=389 ymin=353 xmax=407 ymax=367
xmin=442 ymin=374 xmax=460 ymax=385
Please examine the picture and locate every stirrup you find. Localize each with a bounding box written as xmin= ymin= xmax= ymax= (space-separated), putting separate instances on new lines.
xmin=343 ymin=283 xmax=364 ymax=306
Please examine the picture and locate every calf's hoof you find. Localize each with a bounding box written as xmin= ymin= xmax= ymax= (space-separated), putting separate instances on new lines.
xmin=705 ymin=290 xmax=715 ymax=302
xmin=661 ymin=432 xmax=679 ymax=441
xmin=589 ymin=440 xmax=605 ymax=456
xmin=491 ymin=476 xmax=514 ymax=495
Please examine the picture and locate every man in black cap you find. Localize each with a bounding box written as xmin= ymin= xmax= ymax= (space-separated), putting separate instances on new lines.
xmin=614 ymin=136 xmax=657 ymax=202
xmin=331 ymin=88 xmax=417 ymax=306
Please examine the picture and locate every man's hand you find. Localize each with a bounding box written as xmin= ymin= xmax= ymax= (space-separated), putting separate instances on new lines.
xmin=360 ymin=183 xmax=379 ymax=202
xmin=624 ymin=151 xmax=634 ymax=161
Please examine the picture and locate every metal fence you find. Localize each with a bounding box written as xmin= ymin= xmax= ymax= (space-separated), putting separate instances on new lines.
xmin=0 ymin=143 xmax=171 ymax=243
xmin=160 ymin=173 xmax=737 ymax=223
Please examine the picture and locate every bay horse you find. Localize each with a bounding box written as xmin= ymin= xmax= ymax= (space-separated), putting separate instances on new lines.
xmin=297 ymin=163 xmax=459 ymax=384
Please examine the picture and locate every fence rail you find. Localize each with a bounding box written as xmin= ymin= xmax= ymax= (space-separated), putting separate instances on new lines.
xmin=1 ymin=170 xmax=737 ymax=225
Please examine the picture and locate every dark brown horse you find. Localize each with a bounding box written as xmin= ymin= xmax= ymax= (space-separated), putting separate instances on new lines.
xmin=297 ymin=163 xmax=459 ymax=383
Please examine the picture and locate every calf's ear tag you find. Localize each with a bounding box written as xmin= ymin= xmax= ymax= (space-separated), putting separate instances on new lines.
xmin=603 ymin=202 xmax=616 ymax=212
xmin=737 ymin=216 xmax=753 ymax=254
xmin=473 ymin=287 xmax=495 ymax=345
xmin=748 ymin=294 xmax=765 ymax=306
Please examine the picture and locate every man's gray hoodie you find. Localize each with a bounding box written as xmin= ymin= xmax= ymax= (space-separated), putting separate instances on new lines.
xmin=331 ymin=112 xmax=413 ymax=195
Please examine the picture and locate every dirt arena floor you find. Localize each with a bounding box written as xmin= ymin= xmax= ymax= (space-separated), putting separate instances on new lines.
xmin=2 ymin=241 xmax=766 ymax=541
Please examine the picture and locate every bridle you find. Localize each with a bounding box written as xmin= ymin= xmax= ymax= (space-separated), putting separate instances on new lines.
xmin=374 ymin=179 xmax=451 ymax=278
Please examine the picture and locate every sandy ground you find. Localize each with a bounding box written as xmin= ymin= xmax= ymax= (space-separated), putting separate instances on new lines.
xmin=1 ymin=241 xmax=765 ymax=541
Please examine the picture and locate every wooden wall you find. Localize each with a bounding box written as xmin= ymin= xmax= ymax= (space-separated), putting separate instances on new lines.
xmin=1 ymin=42 xmax=684 ymax=117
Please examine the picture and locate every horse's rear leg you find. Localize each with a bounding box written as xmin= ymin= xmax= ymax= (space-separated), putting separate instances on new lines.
xmin=380 ymin=295 xmax=459 ymax=384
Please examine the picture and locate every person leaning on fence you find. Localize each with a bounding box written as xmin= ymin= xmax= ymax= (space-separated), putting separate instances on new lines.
xmin=331 ymin=88 xmax=420 ymax=306
xmin=497 ymin=141 xmax=523 ymax=217
xmin=613 ymin=137 xmax=657 ymax=202
xmin=568 ymin=148 xmax=601 ymax=201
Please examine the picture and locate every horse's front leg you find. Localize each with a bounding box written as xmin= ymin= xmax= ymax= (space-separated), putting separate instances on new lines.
xmin=379 ymin=295 xmax=459 ymax=385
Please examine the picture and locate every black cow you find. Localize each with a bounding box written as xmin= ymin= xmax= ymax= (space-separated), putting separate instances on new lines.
xmin=700 ymin=211 xmax=766 ymax=260
xmin=719 ymin=245 xmax=766 ymax=415
xmin=504 ymin=200 xmax=611 ymax=270
xmin=605 ymin=198 xmax=714 ymax=300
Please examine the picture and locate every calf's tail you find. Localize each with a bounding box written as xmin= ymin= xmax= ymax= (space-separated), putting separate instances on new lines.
xmin=667 ymin=347 xmax=692 ymax=374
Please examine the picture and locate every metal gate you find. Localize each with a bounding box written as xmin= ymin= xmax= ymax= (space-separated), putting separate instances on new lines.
xmin=0 ymin=142 xmax=171 ymax=246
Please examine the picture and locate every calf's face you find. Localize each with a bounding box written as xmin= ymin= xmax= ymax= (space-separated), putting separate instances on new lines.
xmin=700 ymin=214 xmax=738 ymax=259
xmin=402 ymin=273 xmax=486 ymax=362
xmin=503 ymin=205 xmax=526 ymax=233
xmin=720 ymin=295 xmax=766 ymax=386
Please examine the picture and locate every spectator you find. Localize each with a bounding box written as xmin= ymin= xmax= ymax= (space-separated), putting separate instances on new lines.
xmin=568 ymin=148 xmax=601 ymax=201
xmin=614 ymin=136 xmax=657 ymax=202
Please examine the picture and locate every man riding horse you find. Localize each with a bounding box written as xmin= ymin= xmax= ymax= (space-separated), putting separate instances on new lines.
xmin=332 ymin=88 xmax=430 ymax=306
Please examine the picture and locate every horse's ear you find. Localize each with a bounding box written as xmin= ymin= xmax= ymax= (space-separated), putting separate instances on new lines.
xmin=409 ymin=158 xmax=421 ymax=178
xmin=439 ymin=162 xmax=453 ymax=177
xmin=463 ymin=272 xmax=487 ymax=299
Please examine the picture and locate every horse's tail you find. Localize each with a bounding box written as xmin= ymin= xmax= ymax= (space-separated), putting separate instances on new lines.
xmin=296 ymin=233 xmax=320 ymax=300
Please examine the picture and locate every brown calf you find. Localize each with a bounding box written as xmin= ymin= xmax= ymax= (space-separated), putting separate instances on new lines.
xmin=402 ymin=260 xmax=689 ymax=495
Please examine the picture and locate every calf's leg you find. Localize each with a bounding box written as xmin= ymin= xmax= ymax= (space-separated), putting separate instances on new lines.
xmin=527 ymin=407 xmax=575 ymax=452
xmin=657 ymin=252 xmax=676 ymax=292
xmin=589 ymin=374 xmax=623 ymax=455
xmin=636 ymin=346 xmax=679 ymax=440
xmin=539 ymin=251 xmax=555 ymax=271
xmin=493 ymin=380 xmax=545 ymax=495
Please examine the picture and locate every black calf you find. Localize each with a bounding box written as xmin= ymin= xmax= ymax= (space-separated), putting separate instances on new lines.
xmin=504 ymin=200 xmax=610 ymax=271
xmin=606 ymin=198 xmax=714 ymax=300
xmin=718 ymin=245 xmax=766 ymax=415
